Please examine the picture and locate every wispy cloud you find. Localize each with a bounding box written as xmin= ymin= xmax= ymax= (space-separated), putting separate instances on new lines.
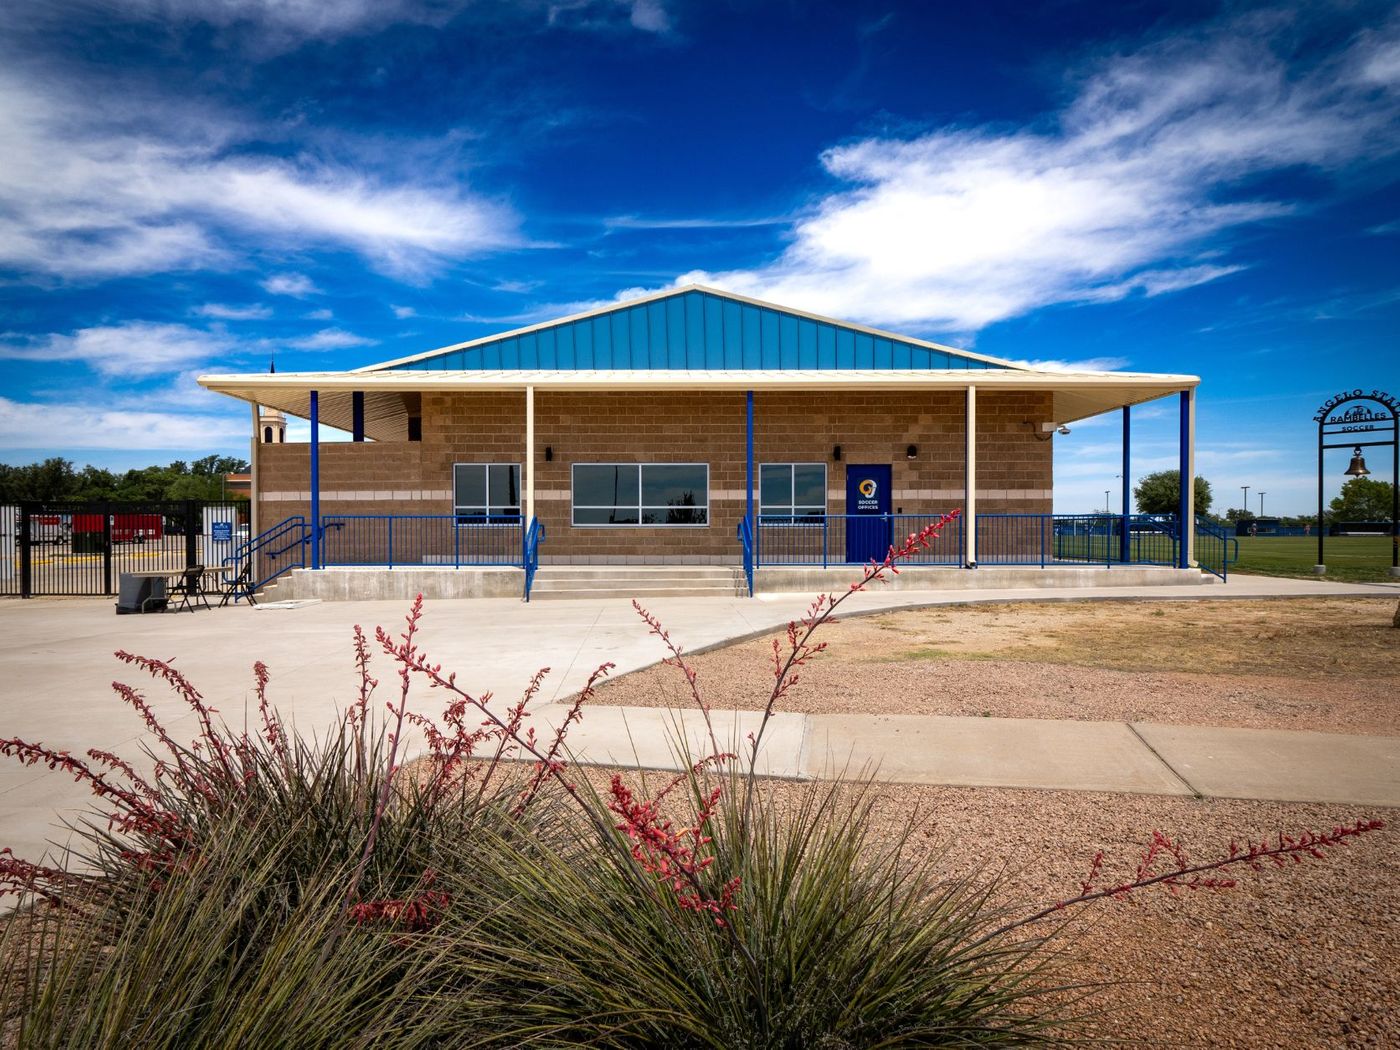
xmin=0 ymin=73 xmax=521 ymax=284
xmin=261 ymin=273 xmax=319 ymax=297
xmin=0 ymin=322 xmax=241 ymax=379
xmin=605 ymin=214 xmax=789 ymax=230
xmin=286 ymin=328 xmax=377 ymax=350
xmin=0 ymin=395 xmax=245 ymax=450
xmin=391 ymin=304 xmax=417 ymax=319
xmin=303 ymin=308 xmax=334 ymax=320
xmin=665 ymin=13 xmax=1400 ymax=334
xmin=194 ymin=302 xmax=273 ymax=320
xmin=546 ymin=0 xmax=673 ymax=36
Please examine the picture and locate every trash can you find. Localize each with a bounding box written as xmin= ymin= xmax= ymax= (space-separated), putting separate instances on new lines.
xmin=116 ymin=574 xmax=167 ymax=614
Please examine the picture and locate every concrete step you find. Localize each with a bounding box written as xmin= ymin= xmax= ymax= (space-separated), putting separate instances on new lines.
xmin=530 ymin=566 xmax=744 ymax=600
xmin=533 ymin=575 xmax=737 ymax=591
xmin=536 ymin=566 xmax=738 ymax=582
xmin=532 ymin=584 xmax=742 ymax=600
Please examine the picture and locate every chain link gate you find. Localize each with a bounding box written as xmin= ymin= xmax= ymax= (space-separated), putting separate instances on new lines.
xmin=2 ymin=501 xmax=247 ymax=598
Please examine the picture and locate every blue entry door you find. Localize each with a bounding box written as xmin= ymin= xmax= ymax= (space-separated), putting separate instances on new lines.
xmin=845 ymin=464 xmax=892 ymax=563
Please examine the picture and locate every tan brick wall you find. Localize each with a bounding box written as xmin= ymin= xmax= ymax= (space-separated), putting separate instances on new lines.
xmin=256 ymin=388 xmax=1053 ymax=562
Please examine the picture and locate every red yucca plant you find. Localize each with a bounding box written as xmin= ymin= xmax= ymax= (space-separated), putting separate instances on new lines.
xmin=0 ymin=508 xmax=1387 ymax=1049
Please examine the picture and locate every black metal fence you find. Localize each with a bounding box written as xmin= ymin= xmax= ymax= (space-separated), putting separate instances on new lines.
xmin=1 ymin=500 xmax=248 ymax=598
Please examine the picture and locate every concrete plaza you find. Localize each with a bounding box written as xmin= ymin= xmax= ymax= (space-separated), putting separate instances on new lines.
xmin=2 ymin=572 xmax=1398 ymax=872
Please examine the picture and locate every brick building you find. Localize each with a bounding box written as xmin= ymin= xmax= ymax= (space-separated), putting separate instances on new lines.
xmin=199 ymin=286 xmax=1202 ymax=598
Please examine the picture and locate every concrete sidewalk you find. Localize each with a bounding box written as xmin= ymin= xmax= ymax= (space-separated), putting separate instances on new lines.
xmin=536 ymin=707 xmax=1400 ymax=807
xmin=2 ymin=571 xmax=1397 ymax=868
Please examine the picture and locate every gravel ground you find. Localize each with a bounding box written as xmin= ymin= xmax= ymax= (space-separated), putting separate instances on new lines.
xmin=838 ymin=783 xmax=1399 ymax=1049
xmin=568 ymin=766 xmax=1399 ymax=1049
xmin=589 ymin=598 xmax=1400 ymax=733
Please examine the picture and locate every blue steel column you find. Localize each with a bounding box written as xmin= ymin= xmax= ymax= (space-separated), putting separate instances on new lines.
xmin=1177 ymin=391 xmax=1189 ymax=569
xmin=310 ymin=389 xmax=320 ymax=570
xmin=1120 ymin=406 xmax=1131 ymax=563
xmin=745 ymin=390 xmax=754 ymax=527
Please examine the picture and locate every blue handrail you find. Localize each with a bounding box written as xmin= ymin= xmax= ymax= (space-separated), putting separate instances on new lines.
xmin=736 ymin=515 xmax=754 ymax=596
xmin=1194 ymin=515 xmax=1235 ymax=581
xmin=523 ymin=517 xmax=546 ymax=601
xmin=221 ymin=516 xmax=311 ymax=601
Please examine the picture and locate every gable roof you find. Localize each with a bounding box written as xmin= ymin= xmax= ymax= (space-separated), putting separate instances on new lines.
xmin=360 ymin=285 xmax=1028 ymax=374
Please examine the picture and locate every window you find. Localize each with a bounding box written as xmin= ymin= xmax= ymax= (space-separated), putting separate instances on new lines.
xmin=759 ymin=463 xmax=827 ymax=520
xmin=453 ymin=463 xmax=520 ymax=524
xmin=572 ymin=464 xmax=708 ymax=526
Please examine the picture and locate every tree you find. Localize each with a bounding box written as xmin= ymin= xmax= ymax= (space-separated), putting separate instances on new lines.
xmin=1329 ymin=477 xmax=1395 ymax=521
xmin=1224 ymin=507 xmax=1256 ymax=523
xmin=0 ymin=457 xmax=251 ymax=503
xmin=1134 ymin=470 xmax=1213 ymax=515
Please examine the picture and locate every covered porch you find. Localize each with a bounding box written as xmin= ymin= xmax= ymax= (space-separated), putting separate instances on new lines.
xmin=198 ymin=368 xmax=1211 ymax=600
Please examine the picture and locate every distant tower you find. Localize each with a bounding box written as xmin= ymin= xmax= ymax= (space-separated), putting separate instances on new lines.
xmin=259 ymin=405 xmax=287 ymax=444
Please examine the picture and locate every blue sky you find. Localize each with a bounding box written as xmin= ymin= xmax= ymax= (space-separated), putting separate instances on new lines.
xmin=0 ymin=0 xmax=1397 ymax=515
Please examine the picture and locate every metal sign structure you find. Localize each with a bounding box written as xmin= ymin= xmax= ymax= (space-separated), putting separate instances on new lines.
xmin=1313 ymin=388 xmax=1399 ymax=574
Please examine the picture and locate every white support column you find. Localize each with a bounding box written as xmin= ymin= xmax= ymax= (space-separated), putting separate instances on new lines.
xmin=965 ymin=384 xmax=977 ymax=568
xmin=525 ymin=385 xmax=536 ymax=524
xmin=1186 ymin=386 xmax=1197 ymax=566
xmin=249 ymin=403 xmax=260 ymax=539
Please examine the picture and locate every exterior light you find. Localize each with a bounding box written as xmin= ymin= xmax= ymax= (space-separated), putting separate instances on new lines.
xmin=1344 ymin=447 xmax=1370 ymax=477
xmin=906 ymin=444 xmax=918 ymax=459
xmin=832 ymin=444 xmax=841 ymax=461
xmin=1057 ymin=425 xmax=1070 ymax=436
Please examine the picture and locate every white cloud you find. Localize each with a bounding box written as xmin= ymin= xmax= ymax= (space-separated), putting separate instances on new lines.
xmin=286 ymin=328 xmax=377 ymax=350
xmin=670 ymin=16 xmax=1400 ymax=334
xmin=304 ymin=308 xmax=334 ymax=320
xmin=194 ymin=302 xmax=273 ymax=320
xmin=0 ymin=395 xmax=246 ymax=450
xmin=545 ymin=0 xmax=672 ymax=35
xmin=391 ymin=304 xmax=417 ymax=319
xmin=261 ymin=273 xmax=320 ymax=297
xmin=0 ymin=322 xmax=240 ymax=378
xmin=0 ymin=73 xmax=520 ymax=282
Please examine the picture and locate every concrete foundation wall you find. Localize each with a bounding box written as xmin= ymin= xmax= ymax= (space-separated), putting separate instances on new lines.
xmin=271 ymin=566 xmax=523 ymax=601
xmin=256 ymin=389 xmax=1053 ymax=561
xmin=755 ymin=565 xmax=1208 ymax=593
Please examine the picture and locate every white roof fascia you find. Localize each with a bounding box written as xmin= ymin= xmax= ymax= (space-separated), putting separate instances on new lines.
xmin=355 ymin=284 xmax=1029 ymax=373
xmin=200 ymin=368 xmax=1199 ymax=391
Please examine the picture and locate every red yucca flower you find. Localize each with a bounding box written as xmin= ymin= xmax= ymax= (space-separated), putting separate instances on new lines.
xmin=348 ymin=870 xmax=451 ymax=933
xmin=607 ymin=774 xmax=740 ymax=926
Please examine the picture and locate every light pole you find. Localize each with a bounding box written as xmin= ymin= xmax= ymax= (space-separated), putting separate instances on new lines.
xmin=1241 ymin=485 xmax=1250 ymax=519
xmin=1104 ymin=489 xmax=1110 ymax=515
xmin=1258 ymin=491 xmax=1266 ymax=518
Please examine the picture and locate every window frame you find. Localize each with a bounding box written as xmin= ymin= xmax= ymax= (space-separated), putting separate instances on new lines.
xmin=758 ymin=462 xmax=828 ymax=522
xmin=452 ymin=462 xmax=522 ymax=526
xmin=571 ymin=462 xmax=711 ymax=528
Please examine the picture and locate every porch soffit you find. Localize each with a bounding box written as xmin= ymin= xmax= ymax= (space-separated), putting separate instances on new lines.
xmin=200 ymin=369 xmax=1197 ymax=440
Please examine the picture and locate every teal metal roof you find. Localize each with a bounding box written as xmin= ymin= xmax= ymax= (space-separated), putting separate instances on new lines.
xmin=366 ymin=286 xmax=1024 ymax=374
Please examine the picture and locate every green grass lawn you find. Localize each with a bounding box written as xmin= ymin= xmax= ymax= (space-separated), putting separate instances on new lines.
xmin=1231 ymin=534 xmax=1398 ymax=583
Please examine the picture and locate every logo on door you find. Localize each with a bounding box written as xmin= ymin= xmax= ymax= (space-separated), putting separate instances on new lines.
xmin=858 ymin=478 xmax=878 ymax=498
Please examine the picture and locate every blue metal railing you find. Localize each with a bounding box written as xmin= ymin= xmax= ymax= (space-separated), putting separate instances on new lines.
xmin=222 ymin=516 xmax=312 ymax=601
xmin=737 ymin=515 xmax=754 ymax=595
xmin=523 ymin=517 xmax=546 ymax=601
xmin=750 ymin=512 xmax=1208 ymax=572
xmin=755 ymin=513 xmax=962 ymax=567
xmin=1194 ymin=516 xmax=1237 ymax=581
xmin=319 ymin=515 xmax=523 ymax=568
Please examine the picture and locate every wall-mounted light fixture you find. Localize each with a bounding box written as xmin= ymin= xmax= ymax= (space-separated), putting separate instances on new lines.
xmin=906 ymin=444 xmax=918 ymax=459
xmin=832 ymin=444 xmax=842 ymax=461
xmin=544 ymin=446 xmax=553 ymax=462
xmin=1027 ymin=421 xmax=1072 ymax=442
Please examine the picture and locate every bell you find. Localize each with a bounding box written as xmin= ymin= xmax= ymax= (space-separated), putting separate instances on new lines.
xmin=1344 ymin=447 xmax=1370 ymax=477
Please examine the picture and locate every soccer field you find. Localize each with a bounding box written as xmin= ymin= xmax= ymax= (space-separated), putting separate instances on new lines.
xmin=1231 ymin=534 xmax=1398 ymax=583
